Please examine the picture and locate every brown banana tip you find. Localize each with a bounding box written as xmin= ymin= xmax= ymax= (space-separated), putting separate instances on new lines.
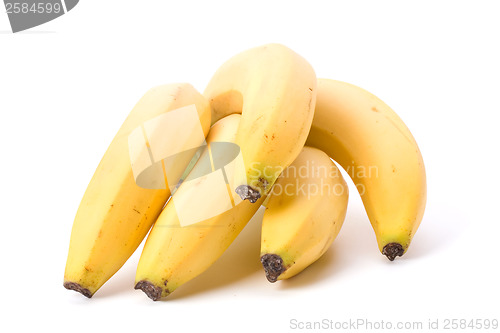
xmin=134 ymin=280 xmax=164 ymax=301
xmin=63 ymin=281 xmax=92 ymax=298
xmin=382 ymin=243 xmax=405 ymax=261
xmin=260 ymin=254 xmax=286 ymax=283
xmin=235 ymin=185 xmax=261 ymax=203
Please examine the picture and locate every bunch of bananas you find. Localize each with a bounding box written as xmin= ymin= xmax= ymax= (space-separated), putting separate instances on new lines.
xmin=63 ymin=44 xmax=426 ymax=301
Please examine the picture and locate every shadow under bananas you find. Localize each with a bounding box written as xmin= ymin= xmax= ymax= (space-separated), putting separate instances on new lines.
xmin=402 ymin=201 xmax=468 ymax=260
xmin=276 ymin=205 xmax=378 ymax=290
xmin=166 ymin=207 xmax=266 ymax=301
xmin=93 ymin=245 xmax=144 ymax=299
xmin=93 ymin=199 xmax=466 ymax=299
xmin=93 ymin=207 xmax=266 ymax=300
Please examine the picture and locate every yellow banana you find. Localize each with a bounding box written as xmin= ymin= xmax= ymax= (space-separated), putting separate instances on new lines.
xmin=135 ymin=114 xmax=265 ymax=301
xmin=306 ymin=79 xmax=426 ymax=260
xmin=64 ymin=83 xmax=211 ymax=297
xmin=204 ymin=44 xmax=316 ymax=202
xmin=260 ymin=146 xmax=348 ymax=282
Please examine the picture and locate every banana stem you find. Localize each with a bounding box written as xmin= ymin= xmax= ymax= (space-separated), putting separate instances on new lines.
xmin=63 ymin=282 xmax=92 ymax=298
xmin=235 ymin=185 xmax=261 ymax=203
xmin=382 ymin=243 xmax=405 ymax=261
xmin=260 ymin=254 xmax=286 ymax=283
xmin=134 ymin=280 xmax=165 ymax=301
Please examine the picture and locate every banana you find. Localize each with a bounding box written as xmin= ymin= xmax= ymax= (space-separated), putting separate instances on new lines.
xmin=135 ymin=114 xmax=265 ymax=301
xmin=306 ymin=79 xmax=426 ymax=260
xmin=204 ymin=44 xmax=316 ymax=202
xmin=64 ymin=83 xmax=211 ymax=297
xmin=260 ymin=146 xmax=348 ymax=282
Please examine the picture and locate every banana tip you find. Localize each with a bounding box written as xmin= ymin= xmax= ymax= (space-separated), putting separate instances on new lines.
xmin=63 ymin=281 xmax=92 ymax=298
xmin=382 ymin=243 xmax=405 ymax=261
xmin=134 ymin=280 xmax=164 ymax=301
xmin=260 ymin=254 xmax=286 ymax=283
xmin=235 ymin=185 xmax=261 ymax=203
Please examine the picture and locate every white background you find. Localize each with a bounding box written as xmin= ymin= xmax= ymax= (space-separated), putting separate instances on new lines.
xmin=1 ymin=1 xmax=499 ymax=332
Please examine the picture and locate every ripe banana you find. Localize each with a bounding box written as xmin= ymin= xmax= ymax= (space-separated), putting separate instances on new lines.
xmin=135 ymin=114 xmax=265 ymax=301
xmin=260 ymin=146 xmax=348 ymax=282
xmin=64 ymin=83 xmax=211 ymax=297
xmin=204 ymin=44 xmax=317 ymax=202
xmin=306 ymin=79 xmax=426 ymax=260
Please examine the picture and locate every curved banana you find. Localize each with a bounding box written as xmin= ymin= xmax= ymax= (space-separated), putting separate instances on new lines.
xmin=64 ymin=83 xmax=211 ymax=297
xmin=204 ymin=44 xmax=317 ymax=202
xmin=135 ymin=114 xmax=265 ymax=301
xmin=260 ymin=146 xmax=348 ymax=282
xmin=306 ymin=79 xmax=426 ymax=260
